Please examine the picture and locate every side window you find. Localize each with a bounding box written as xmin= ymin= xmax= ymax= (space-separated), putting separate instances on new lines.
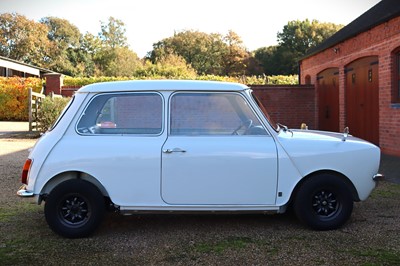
xmin=77 ymin=93 xmax=162 ymax=135
xmin=170 ymin=92 xmax=267 ymax=136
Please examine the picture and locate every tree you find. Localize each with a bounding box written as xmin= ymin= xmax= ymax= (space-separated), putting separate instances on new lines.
xmin=255 ymin=19 xmax=343 ymax=75
xmin=149 ymin=30 xmax=223 ymax=75
xmin=274 ymin=19 xmax=343 ymax=74
xmin=138 ymin=53 xmax=196 ymax=78
xmin=254 ymin=46 xmax=280 ymax=75
xmin=40 ymin=17 xmax=82 ymax=75
xmin=221 ymin=30 xmax=249 ymax=75
xmin=73 ymin=32 xmax=103 ymax=77
xmin=0 ymin=13 xmax=50 ymax=66
xmin=41 ymin=17 xmax=80 ymax=49
xmin=242 ymin=52 xmax=264 ymax=76
xmin=149 ymin=29 xmax=250 ymax=76
xmin=99 ymin=47 xmax=142 ymax=77
xmin=92 ymin=17 xmax=143 ymax=77
xmin=0 ymin=13 xmax=141 ymax=77
xmin=81 ymin=32 xmax=102 ymax=55
xmin=278 ymin=19 xmax=342 ymax=52
xmin=99 ymin=17 xmax=128 ymax=48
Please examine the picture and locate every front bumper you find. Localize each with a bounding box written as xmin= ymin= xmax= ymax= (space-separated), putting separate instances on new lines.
xmin=373 ymin=173 xmax=385 ymax=182
xmin=17 ymin=184 xmax=34 ymax=197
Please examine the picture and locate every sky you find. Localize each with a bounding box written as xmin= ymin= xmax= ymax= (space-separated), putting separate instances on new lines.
xmin=1 ymin=0 xmax=381 ymax=58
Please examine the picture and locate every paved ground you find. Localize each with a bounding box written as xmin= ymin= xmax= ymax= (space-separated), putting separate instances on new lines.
xmin=0 ymin=121 xmax=29 ymax=133
xmin=379 ymin=153 xmax=400 ymax=184
xmin=0 ymin=121 xmax=399 ymax=184
xmin=0 ymin=121 xmax=40 ymax=139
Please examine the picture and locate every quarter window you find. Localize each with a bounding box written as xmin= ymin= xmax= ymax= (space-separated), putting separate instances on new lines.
xmin=77 ymin=93 xmax=163 ymax=135
xmin=170 ymin=92 xmax=267 ymax=136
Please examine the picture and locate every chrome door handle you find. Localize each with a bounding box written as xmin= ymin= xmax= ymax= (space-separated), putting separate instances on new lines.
xmin=163 ymin=148 xmax=186 ymax=153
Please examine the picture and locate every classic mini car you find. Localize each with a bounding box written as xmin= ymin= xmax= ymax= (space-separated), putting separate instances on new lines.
xmin=18 ymin=80 xmax=382 ymax=238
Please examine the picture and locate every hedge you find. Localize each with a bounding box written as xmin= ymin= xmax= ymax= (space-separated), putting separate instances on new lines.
xmin=0 ymin=77 xmax=43 ymax=121
xmin=63 ymin=75 xmax=299 ymax=87
xmin=36 ymin=96 xmax=71 ymax=132
xmin=0 ymin=75 xmax=298 ymax=122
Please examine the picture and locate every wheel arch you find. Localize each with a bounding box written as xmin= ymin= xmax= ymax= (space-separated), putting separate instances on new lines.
xmin=290 ymin=170 xmax=360 ymax=205
xmin=39 ymin=171 xmax=110 ymax=202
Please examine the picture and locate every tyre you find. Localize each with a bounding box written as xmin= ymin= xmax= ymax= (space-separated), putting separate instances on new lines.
xmin=293 ymin=174 xmax=354 ymax=230
xmin=44 ymin=179 xmax=105 ymax=238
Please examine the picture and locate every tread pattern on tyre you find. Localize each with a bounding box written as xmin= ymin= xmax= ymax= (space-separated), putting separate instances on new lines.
xmin=293 ymin=174 xmax=354 ymax=230
xmin=44 ymin=179 xmax=105 ymax=238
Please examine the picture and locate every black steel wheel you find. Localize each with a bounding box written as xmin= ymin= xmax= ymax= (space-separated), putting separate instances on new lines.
xmin=312 ymin=189 xmax=340 ymax=218
xmin=45 ymin=179 xmax=105 ymax=238
xmin=294 ymin=174 xmax=354 ymax=230
xmin=58 ymin=194 xmax=91 ymax=227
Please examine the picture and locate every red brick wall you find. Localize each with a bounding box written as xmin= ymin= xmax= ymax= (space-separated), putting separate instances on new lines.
xmin=251 ymin=85 xmax=316 ymax=129
xmin=60 ymin=86 xmax=80 ymax=97
xmin=114 ymin=94 xmax=162 ymax=129
xmin=44 ymin=73 xmax=63 ymax=95
xmin=300 ymin=16 xmax=400 ymax=156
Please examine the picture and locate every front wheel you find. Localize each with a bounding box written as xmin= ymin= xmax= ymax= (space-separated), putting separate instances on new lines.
xmin=293 ymin=174 xmax=354 ymax=230
xmin=44 ymin=179 xmax=105 ymax=238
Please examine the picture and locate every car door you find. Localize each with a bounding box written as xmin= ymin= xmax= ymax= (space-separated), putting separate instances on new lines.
xmin=74 ymin=92 xmax=166 ymax=206
xmin=161 ymin=92 xmax=278 ymax=205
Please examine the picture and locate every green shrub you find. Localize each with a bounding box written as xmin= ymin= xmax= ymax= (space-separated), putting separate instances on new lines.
xmin=265 ymin=75 xmax=299 ymax=85
xmin=36 ymin=97 xmax=71 ymax=132
xmin=63 ymin=76 xmax=132 ymax=86
xmin=63 ymin=75 xmax=299 ymax=87
xmin=0 ymin=77 xmax=43 ymax=121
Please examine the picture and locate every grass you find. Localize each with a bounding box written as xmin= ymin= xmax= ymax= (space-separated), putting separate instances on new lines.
xmin=0 ymin=203 xmax=43 ymax=264
xmin=350 ymin=249 xmax=400 ymax=265
xmin=370 ymin=182 xmax=400 ymax=198
xmin=0 ymin=182 xmax=399 ymax=265
xmin=0 ymin=205 xmax=110 ymax=265
xmin=193 ymin=236 xmax=253 ymax=254
xmin=0 ymin=202 xmax=40 ymax=222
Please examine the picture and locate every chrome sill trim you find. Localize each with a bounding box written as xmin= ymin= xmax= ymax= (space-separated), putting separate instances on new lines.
xmin=119 ymin=205 xmax=280 ymax=213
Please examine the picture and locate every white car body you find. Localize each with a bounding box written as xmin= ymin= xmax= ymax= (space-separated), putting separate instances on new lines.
xmin=18 ymin=80 xmax=382 ymax=238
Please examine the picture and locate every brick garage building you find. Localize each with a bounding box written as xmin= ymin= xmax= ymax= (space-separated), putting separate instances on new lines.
xmin=299 ymin=0 xmax=400 ymax=156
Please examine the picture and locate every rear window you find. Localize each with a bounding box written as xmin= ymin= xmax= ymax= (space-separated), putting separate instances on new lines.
xmin=77 ymin=92 xmax=163 ymax=135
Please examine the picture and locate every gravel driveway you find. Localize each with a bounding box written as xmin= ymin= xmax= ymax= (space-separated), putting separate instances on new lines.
xmin=1 ymin=136 xmax=400 ymax=265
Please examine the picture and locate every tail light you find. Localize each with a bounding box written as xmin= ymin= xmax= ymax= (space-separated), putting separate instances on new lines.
xmin=21 ymin=159 xmax=32 ymax=184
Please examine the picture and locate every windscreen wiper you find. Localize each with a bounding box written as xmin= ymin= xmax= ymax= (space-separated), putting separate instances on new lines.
xmin=277 ymin=123 xmax=293 ymax=136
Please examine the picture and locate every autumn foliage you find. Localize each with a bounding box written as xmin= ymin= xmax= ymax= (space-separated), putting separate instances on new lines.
xmin=0 ymin=77 xmax=43 ymax=121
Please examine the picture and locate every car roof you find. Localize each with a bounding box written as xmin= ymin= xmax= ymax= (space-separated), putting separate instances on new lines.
xmin=76 ymin=80 xmax=249 ymax=93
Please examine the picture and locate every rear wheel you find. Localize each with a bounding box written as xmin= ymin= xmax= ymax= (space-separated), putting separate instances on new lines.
xmin=293 ymin=174 xmax=354 ymax=230
xmin=44 ymin=179 xmax=105 ymax=238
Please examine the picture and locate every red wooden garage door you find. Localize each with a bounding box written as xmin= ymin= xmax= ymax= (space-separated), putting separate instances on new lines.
xmin=345 ymin=56 xmax=379 ymax=145
xmin=317 ymin=68 xmax=340 ymax=132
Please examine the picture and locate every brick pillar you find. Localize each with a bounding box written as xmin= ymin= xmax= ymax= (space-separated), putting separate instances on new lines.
xmin=338 ymin=66 xmax=346 ymax=131
xmin=44 ymin=73 xmax=63 ymax=95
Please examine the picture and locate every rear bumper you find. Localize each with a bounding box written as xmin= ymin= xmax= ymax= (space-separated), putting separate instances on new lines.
xmin=373 ymin=173 xmax=385 ymax=182
xmin=17 ymin=184 xmax=34 ymax=197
